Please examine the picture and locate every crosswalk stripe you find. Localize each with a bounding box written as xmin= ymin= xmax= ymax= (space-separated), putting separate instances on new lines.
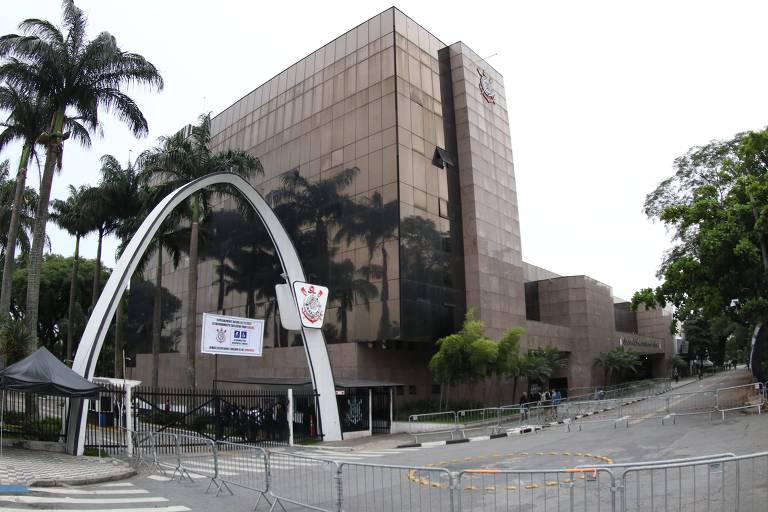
xmin=98 ymin=482 xmax=136 ymax=487
xmin=0 ymin=495 xmax=168 ymax=504
xmin=0 ymin=507 xmax=189 ymax=512
xmin=28 ymin=488 xmax=149 ymax=495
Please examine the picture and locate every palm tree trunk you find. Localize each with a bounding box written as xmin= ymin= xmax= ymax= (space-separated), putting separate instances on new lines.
xmin=185 ymin=197 xmax=200 ymax=388
xmin=26 ymin=109 xmax=65 ymax=349
xmin=0 ymin=143 xmax=31 ymax=319
xmin=378 ymin=244 xmax=390 ymax=339
xmin=114 ymin=293 xmax=125 ymax=378
xmin=65 ymin=235 xmax=81 ymax=364
xmin=152 ymin=243 xmax=162 ymax=388
xmin=91 ymin=227 xmax=104 ymax=311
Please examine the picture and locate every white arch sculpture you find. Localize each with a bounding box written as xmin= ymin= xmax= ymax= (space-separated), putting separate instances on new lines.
xmin=66 ymin=172 xmax=342 ymax=455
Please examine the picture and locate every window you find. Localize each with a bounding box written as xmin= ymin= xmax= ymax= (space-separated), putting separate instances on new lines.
xmin=438 ymin=198 xmax=450 ymax=219
xmin=431 ymin=384 xmax=441 ymax=395
xmin=432 ymin=146 xmax=455 ymax=169
xmin=409 ymin=385 xmax=417 ymax=395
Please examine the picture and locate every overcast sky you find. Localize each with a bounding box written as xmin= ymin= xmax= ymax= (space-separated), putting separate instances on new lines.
xmin=2 ymin=0 xmax=767 ymax=301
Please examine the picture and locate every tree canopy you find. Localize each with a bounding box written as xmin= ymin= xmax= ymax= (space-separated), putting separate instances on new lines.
xmin=633 ymin=128 xmax=768 ymax=328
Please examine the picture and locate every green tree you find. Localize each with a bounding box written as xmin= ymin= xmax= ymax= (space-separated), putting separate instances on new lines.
xmin=0 ymin=85 xmax=88 ymax=319
xmin=428 ymin=309 xmax=498 ymax=408
xmin=634 ymin=128 xmax=768 ymax=328
xmin=492 ymin=327 xmax=524 ymax=403
xmin=11 ymin=254 xmax=109 ymax=358
xmin=140 ymin=113 xmax=262 ymax=387
xmin=0 ymin=0 xmax=163 ymax=351
xmin=50 ymin=185 xmax=92 ymax=363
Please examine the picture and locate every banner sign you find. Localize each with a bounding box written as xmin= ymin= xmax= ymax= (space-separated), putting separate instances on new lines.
xmin=293 ymin=282 xmax=329 ymax=329
xmin=201 ymin=313 xmax=264 ymax=357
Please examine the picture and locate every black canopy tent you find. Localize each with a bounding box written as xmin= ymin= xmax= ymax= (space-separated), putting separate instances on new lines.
xmin=0 ymin=347 xmax=101 ymax=454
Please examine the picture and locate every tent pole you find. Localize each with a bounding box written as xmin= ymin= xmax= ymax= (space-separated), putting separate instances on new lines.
xmin=1 ymin=389 xmax=5 ymax=457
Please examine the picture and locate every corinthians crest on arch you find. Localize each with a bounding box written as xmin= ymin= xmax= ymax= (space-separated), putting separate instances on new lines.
xmin=293 ymin=281 xmax=329 ymax=328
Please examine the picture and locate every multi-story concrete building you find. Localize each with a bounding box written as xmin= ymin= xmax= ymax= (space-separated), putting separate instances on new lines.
xmin=126 ymin=7 xmax=673 ymax=401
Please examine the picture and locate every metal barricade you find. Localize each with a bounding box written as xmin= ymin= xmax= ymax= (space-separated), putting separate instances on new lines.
xmin=620 ymin=451 xmax=768 ymax=511
xmin=339 ymin=462 xmax=453 ymax=512
xmin=456 ymin=408 xmax=504 ymax=437
xmin=215 ymin=441 xmax=271 ymax=507
xmin=268 ymin=450 xmax=340 ymax=511
xmin=175 ymin=433 xmax=218 ymax=489
xmin=716 ymin=383 xmax=765 ymax=416
xmin=457 ymin=467 xmax=616 ymax=511
xmin=152 ymin=431 xmax=188 ymax=481
xmin=408 ymin=412 xmax=458 ymax=433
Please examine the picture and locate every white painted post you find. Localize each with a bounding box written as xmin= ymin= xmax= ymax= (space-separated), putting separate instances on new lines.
xmin=125 ymin=384 xmax=133 ymax=457
xmin=288 ymin=388 xmax=294 ymax=446
xmin=368 ymin=388 xmax=373 ymax=437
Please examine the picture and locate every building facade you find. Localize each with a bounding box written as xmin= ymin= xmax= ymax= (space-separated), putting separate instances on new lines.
xmin=125 ymin=8 xmax=673 ymax=400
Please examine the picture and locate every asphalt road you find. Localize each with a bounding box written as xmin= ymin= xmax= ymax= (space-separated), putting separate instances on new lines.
xmin=3 ymin=369 xmax=766 ymax=511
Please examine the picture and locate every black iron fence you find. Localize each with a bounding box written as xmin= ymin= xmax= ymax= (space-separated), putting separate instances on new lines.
xmin=1 ymin=390 xmax=68 ymax=443
xmin=83 ymin=385 xmax=322 ymax=453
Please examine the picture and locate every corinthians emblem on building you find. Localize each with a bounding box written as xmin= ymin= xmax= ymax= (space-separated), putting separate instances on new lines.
xmin=299 ymin=285 xmax=325 ymax=324
xmin=215 ymin=328 xmax=227 ymax=343
xmin=477 ymin=68 xmax=496 ymax=104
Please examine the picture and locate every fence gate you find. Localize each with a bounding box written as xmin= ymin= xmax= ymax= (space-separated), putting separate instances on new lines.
xmin=371 ymin=387 xmax=391 ymax=434
xmin=84 ymin=383 xmax=127 ymax=453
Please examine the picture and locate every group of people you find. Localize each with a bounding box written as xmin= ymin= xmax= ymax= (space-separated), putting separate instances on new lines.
xmin=518 ymin=388 xmax=562 ymax=420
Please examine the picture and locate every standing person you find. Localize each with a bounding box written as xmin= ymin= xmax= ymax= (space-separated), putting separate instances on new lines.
xmin=520 ymin=392 xmax=529 ymax=421
xmin=552 ymin=389 xmax=562 ymax=419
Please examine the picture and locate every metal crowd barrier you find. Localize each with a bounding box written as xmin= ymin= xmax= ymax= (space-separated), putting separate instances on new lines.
xmin=408 ymin=379 xmax=674 ymax=439
xmin=339 ymin=462 xmax=453 ymax=512
xmin=116 ymin=427 xmax=768 ymax=511
xmin=620 ymin=451 xmax=768 ymax=512
xmin=268 ymin=450 xmax=340 ymax=511
xmin=215 ymin=440 xmax=270 ymax=507
xmin=457 ymin=467 xmax=616 ymax=511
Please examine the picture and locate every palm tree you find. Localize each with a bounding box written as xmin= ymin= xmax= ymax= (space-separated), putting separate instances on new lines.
xmin=81 ymin=185 xmax=117 ymax=312
xmin=328 ymin=259 xmax=378 ymax=342
xmin=0 ymin=0 xmax=163 ymax=350
xmin=115 ymin=184 xmax=185 ymax=387
xmin=140 ymin=113 xmax=262 ymax=387
xmin=50 ymin=185 xmax=92 ymax=363
xmin=92 ymin=154 xmax=145 ymax=377
xmin=0 ymin=159 xmax=37 ymax=263
xmin=337 ymin=191 xmax=399 ymax=339
xmin=0 ymin=85 xmax=88 ymax=319
xmin=522 ymin=353 xmax=553 ymax=395
xmin=594 ymin=346 xmax=640 ymax=385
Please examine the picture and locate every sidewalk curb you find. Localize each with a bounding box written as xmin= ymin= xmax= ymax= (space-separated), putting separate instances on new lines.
xmin=24 ymin=467 xmax=136 ymax=488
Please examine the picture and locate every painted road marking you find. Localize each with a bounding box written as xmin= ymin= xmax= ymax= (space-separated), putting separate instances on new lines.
xmin=0 ymin=508 xmax=189 ymax=512
xmin=98 ymin=482 xmax=135 ymax=487
xmin=0 ymin=495 xmax=168 ymax=504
